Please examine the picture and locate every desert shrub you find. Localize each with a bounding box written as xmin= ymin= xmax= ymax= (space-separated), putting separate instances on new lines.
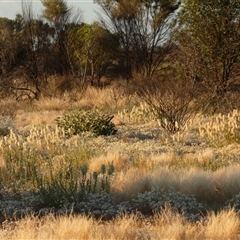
xmin=56 ymin=109 xmax=117 ymax=137
xmin=74 ymin=191 xmax=115 ymax=214
xmin=199 ymin=109 xmax=240 ymax=147
xmin=131 ymin=188 xmax=205 ymax=221
xmin=224 ymin=193 xmax=240 ymax=211
xmin=136 ymin=78 xmax=197 ymax=134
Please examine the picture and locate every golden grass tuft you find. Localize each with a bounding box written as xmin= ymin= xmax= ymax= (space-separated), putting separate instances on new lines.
xmin=79 ymin=85 xmax=129 ymax=111
xmin=0 ymin=154 xmax=6 ymax=170
xmin=89 ymin=151 xmax=131 ymax=173
xmin=0 ymin=209 xmax=239 ymax=240
xmin=110 ymin=165 xmax=240 ymax=205
xmin=204 ymin=208 xmax=240 ymax=239
xmin=111 ymin=168 xmax=151 ymax=202
xmin=214 ymin=165 xmax=240 ymax=201
xmin=33 ymin=97 xmax=70 ymax=111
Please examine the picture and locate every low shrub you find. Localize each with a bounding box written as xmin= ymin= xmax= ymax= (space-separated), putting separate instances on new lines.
xmin=136 ymin=78 xmax=197 ymax=134
xmin=56 ymin=109 xmax=118 ymax=137
xmin=224 ymin=193 xmax=240 ymax=211
xmin=131 ymin=188 xmax=205 ymax=221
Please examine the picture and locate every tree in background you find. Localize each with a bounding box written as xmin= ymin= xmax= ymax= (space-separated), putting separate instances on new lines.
xmin=0 ymin=17 xmax=20 ymax=98
xmin=95 ymin=0 xmax=180 ymax=79
xmin=177 ymin=0 xmax=240 ymax=111
xmin=72 ymin=22 xmax=119 ymax=86
xmin=4 ymin=1 xmax=55 ymax=100
xmin=41 ymin=0 xmax=82 ymax=76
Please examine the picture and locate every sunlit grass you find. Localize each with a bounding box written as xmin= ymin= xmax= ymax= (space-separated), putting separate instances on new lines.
xmin=0 ymin=208 xmax=239 ymax=240
xmin=1 ymin=86 xmax=240 ymax=239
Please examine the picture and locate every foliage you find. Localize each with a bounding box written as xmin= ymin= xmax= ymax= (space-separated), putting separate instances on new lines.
xmin=72 ymin=22 xmax=119 ymax=86
xmin=131 ymin=188 xmax=204 ymax=221
xmin=0 ymin=127 xmax=114 ymax=208
xmin=41 ymin=0 xmax=83 ymax=76
xmin=177 ymin=0 xmax=240 ymax=109
xmin=95 ymin=0 xmax=180 ymax=78
xmin=0 ymin=125 xmax=97 ymax=191
xmin=56 ymin=109 xmax=118 ymax=136
xmin=0 ymin=145 xmax=41 ymax=190
xmin=225 ymin=192 xmax=240 ymax=211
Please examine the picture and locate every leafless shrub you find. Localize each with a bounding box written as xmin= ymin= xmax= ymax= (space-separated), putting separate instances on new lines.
xmin=136 ymin=78 xmax=197 ymax=134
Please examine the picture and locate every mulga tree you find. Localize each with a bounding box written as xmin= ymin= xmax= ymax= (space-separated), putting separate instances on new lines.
xmin=0 ymin=18 xmax=15 ymax=77
xmin=41 ymin=0 xmax=82 ymax=76
xmin=90 ymin=22 xmax=119 ymax=87
xmin=74 ymin=22 xmax=119 ymax=86
xmin=95 ymin=0 xmax=180 ymax=79
xmin=16 ymin=2 xmax=49 ymax=99
xmin=0 ymin=17 xmax=16 ymax=97
xmin=0 ymin=2 xmax=53 ymax=100
xmin=177 ymin=0 xmax=240 ymax=111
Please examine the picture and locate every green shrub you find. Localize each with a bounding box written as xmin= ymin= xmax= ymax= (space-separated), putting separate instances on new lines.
xmin=56 ymin=109 xmax=117 ymax=137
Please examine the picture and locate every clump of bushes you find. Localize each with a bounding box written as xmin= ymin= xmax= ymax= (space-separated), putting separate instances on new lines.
xmin=224 ymin=193 xmax=240 ymax=211
xmin=131 ymin=188 xmax=205 ymax=221
xmin=56 ymin=109 xmax=118 ymax=137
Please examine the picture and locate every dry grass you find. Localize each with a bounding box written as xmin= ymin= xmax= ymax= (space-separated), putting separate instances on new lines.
xmin=89 ymin=151 xmax=132 ymax=173
xmin=110 ymin=165 xmax=240 ymax=205
xmin=0 ymin=99 xmax=20 ymax=118
xmin=11 ymin=84 xmax=131 ymax=128
xmin=2 ymin=86 xmax=240 ymax=239
xmin=14 ymin=110 xmax=63 ymax=128
xmin=36 ymin=84 xmax=130 ymax=112
xmin=0 ymin=209 xmax=239 ymax=240
xmin=79 ymin=84 xmax=130 ymax=111
xmin=33 ymin=97 xmax=71 ymax=111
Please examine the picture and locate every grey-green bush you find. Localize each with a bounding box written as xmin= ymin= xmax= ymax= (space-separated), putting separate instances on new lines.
xmin=56 ymin=109 xmax=117 ymax=137
xmin=131 ymin=188 xmax=205 ymax=221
